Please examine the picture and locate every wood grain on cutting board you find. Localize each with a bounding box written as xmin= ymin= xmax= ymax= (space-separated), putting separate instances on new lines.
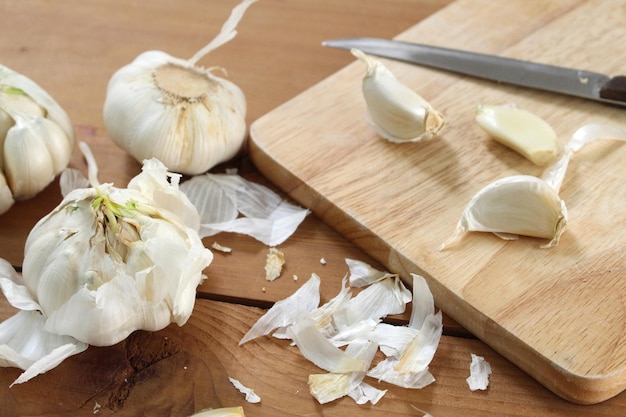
xmin=248 ymin=0 xmax=626 ymax=405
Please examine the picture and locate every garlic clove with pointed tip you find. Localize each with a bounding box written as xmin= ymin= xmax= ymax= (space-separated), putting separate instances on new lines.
xmin=352 ymin=48 xmax=444 ymax=143
xmin=441 ymin=175 xmax=567 ymax=250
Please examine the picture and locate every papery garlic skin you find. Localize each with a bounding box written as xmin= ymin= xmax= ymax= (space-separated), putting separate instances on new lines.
xmin=352 ymin=48 xmax=444 ymax=143
xmin=0 ymin=65 xmax=75 ymax=212
xmin=442 ymin=175 xmax=567 ymax=249
xmin=475 ymin=104 xmax=559 ymax=166
xmin=103 ymin=0 xmax=255 ymax=175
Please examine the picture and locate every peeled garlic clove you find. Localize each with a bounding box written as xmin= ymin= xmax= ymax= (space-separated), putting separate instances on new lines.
xmin=441 ymin=175 xmax=567 ymax=249
xmin=0 ymin=65 xmax=75 ymax=212
xmin=352 ymin=48 xmax=444 ymax=143
xmin=476 ymin=104 xmax=559 ymax=166
xmin=103 ymin=0 xmax=256 ymax=175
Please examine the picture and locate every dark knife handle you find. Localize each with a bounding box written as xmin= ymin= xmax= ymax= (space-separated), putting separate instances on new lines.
xmin=600 ymin=76 xmax=626 ymax=103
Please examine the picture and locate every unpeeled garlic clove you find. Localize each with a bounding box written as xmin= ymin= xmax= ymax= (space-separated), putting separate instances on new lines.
xmin=352 ymin=48 xmax=444 ymax=143
xmin=475 ymin=104 xmax=560 ymax=166
xmin=441 ymin=175 xmax=568 ymax=249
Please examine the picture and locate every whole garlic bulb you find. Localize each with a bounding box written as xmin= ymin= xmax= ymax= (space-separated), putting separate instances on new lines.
xmin=0 ymin=143 xmax=213 ymax=385
xmin=0 ymin=65 xmax=75 ymax=214
xmin=103 ymin=0 xmax=256 ymax=175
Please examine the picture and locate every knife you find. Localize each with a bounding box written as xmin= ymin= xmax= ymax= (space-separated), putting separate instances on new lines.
xmin=322 ymin=37 xmax=626 ymax=107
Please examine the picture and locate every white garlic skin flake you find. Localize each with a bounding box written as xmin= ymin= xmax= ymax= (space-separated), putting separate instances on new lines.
xmin=0 ymin=65 xmax=75 ymax=213
xmin=352 ymin=48 xmax=444 ymax=143
xmin=103 ymin=0 xmax=256 ymax=175
xmin=475 ymin=104 xmax=560 ymax=166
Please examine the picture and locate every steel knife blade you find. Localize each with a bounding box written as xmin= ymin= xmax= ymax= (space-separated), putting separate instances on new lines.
xmin=323 ymin=37 xmax=626 ymax=107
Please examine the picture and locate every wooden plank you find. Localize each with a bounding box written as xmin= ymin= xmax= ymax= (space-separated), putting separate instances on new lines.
xmin=2 ymin=298 xmax=626 ymax=417
xmin=249 ymin=0 xmax=626 ymax=404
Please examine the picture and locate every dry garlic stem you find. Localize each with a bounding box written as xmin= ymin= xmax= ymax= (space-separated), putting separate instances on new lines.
xmin=103 ymin=0 xmax=256 ymax=175
xmin=475 ymin=104 xmax=559 ymax=166
xmin=352 ymin=48 xmax=444 ymax=143
xmin=0 ymin=65 xmax=75 ymax=214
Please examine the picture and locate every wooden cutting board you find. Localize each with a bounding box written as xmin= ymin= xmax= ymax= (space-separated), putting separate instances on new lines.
xmin=248 ymin=0 xmax=626 ymax=405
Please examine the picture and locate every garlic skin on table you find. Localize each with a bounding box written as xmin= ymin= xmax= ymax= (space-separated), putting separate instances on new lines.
xmin=0 ymin=65 xmax=75 ymax=214
xmin=351 ymin=48 xmax=444 ymax=143
xmin=475 ymin=104 xmax=560 ymax=166
xmin=0 ymin=143 xmax=213 ymax=385
xmin=103 ymin=0 xmax=256 ymax=175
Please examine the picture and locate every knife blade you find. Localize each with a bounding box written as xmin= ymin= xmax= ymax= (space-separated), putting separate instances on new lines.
xmin=323 ymin=37 xmax=626 ymax=107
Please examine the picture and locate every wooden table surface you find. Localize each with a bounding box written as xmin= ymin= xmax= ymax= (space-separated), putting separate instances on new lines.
xmin=0 ymin=1 xmax=624 ymax=416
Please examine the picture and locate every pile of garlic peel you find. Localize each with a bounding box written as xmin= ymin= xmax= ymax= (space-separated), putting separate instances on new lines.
xmin=442 ymin=123 xmax=626 ymax=249
xmin=352 ymin=49 xmax=445 ymax=143
xmin=0 ymin=65 xmax=75 ymax=214
xmin=103 ymin=0 xmax=256 ymax=175
xmin=239 ymin=258 xmax=443 ymax=405
xmin=0 ymin=142 xmax=213 ymax=386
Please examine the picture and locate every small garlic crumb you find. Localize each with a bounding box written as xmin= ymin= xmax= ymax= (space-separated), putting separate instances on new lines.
xmin=262 ymin=287 xmax=266 ymax=292
xmin=293 ymin=274 xmax=298 ymax=281
xmin=93 ymin=401 xmax=101 ymax=414
xmin=211 ymin=241 xmax=232 ymax=253
xmin=225 ymin=167 xmax=238 ymax=175
xmin=265 ymin=247 xmax=285 ymax=281
xmin=320 ymin=257 xmax=327 ymax=265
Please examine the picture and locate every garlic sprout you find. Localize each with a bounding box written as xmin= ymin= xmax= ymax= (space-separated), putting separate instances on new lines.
xmin=442 ymin=123 xmax=626 ymax=249
xmin=352 ymin=48 xmax=444 ymax=143
xmin=0 ymin=143 xmax=213 ymax=385
xmin=475 ymin=104 xmax=559 ymax=166
xmin=103 ymin=0 xmax=256 ymax=175
xmin=0 ymin=65 xmax=75 ymax=214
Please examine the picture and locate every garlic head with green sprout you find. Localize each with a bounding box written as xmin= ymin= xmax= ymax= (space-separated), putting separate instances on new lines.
xmin=103 ymin=0 xmax=256 ymax=175
xmin=475 ymin=104 xmax=560 ymax=166
xmin=0 ymin=64 xmax=75 ymax=214
xmin=0 ymin=142 xmax=213 ymax=385
xmin=351 ymin=48 xmax=444 ymax=143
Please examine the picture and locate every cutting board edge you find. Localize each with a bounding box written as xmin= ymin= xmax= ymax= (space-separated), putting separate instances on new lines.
xmin=247 ymin=120 xmax=626 ymax=405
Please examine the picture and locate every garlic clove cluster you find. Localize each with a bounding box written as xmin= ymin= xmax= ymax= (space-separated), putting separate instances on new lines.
xmin=0 ymin=65 xmax=75 ymax=213
xmin=442 ymin=123 xmax=626 ymax=250
xmin=475 ymin=104 xmax=560 ymax=166
xmin=103 ymin=0 xmax=256 ymax=175
xmin=352 ymin=48 xmax=445 ymax=143
xmin=0 ymin=143 xmax=213 ymax=384
xmin=441 ymin=175 xmax=568 ymax=250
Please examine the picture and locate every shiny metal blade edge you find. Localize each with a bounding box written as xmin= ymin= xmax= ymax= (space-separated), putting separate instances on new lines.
xmin=323 ymin=38 xmax=615 ymax=104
